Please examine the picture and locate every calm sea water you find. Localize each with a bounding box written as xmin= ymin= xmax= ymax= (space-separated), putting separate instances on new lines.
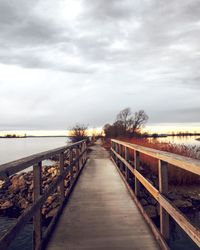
xmin=0 ymin=137 xmax=69 ymax=165
xmin=0 ymin=136 xmax=199 ymax=249
xmin=0 ymin=137 xmax=69 ymax=249
xmin=154 ymin=135 xmax=200 ymax=147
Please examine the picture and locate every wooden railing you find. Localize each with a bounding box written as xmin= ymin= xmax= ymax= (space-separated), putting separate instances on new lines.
xmin=111 ymin=139 xmax=200 ymax=250
xmin=0 ymin=140 xmax=87 ymax=250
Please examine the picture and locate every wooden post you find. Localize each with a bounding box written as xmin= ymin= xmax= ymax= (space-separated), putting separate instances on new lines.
xmin=118 ymin=144 xmax=122 ymax=171
xmin=76 ymin=145 xmax=80 ymax=172
xmin=159 ymin=160 xmax=169 ymax=240
xmin=84 ymin=141 xmax=87 ymax=163
xmin=69 ymin=148 xmax=74 ymax=186
xmin=125 ymin=147 xmax=130 ymax=182
xmin=134 ymin=151 xmax=141 ymax=196
xmin=59 ymin=152 xmax=65 ymax=204
xmin=33 ymin=162 xmax=42 ymax=250
xmin=113 ymin=142 xmax=117 ymax=162
xmin=115 ymin=143 xmax=118 ymax=165
xmin=79 ymin=144 xmax=82 ymax=169
xmin=111 ymin=141 xmax=113 ymax=159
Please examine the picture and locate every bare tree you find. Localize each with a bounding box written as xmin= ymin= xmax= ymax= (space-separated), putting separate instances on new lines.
xmin=70 ymin=124 xmax=88 ymax=142
xmin=129 ymin=110 xmax=148 ymax=135
xmin=103 ymin=108 xmax=149 ymax=138
xmin=116 ymin=108 xmax=132 ymax=135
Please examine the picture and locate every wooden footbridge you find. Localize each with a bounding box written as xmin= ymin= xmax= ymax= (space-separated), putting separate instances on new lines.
xmin=0 ymin=139 xmax=200 ymax=250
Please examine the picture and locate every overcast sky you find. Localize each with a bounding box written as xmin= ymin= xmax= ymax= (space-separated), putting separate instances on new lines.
xmin=0 ymin=0 xmax=200 ymax=131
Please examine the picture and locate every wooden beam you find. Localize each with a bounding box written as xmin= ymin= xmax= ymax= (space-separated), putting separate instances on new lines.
xmin=159 ymin=195 xmax=200 ymax=248
xmin=134 ymin=150 xmax=141 ymax=196
xmin=0 ymin=140 xmax=87 ymax=179
xmin=125 ymin=147 xmax=130 ymax=182
xmin=111 ymin=140 xmax=200 ymax=249
xmin=158 ymin=160 xmax=169 ymax=240
xmin=69 ymin=149 xmax=74 ymax=186
xmin=111 ymin=158 xmax=169 ymax=250
xmin=111 ymin=139 xmax=200 ymax=176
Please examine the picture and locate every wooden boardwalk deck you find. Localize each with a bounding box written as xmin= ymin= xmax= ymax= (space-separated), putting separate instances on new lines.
xmin=46 ymin=143 xmax=160 ymax=250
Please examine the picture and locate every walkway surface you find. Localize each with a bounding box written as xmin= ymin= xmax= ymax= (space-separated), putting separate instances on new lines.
xmin=46 ymin=143 xmax=160 ymax=250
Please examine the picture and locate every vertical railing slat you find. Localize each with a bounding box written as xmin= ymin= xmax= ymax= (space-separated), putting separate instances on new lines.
xmin=125 ymin=147 xmax=130 ymax=182
xmin=134 ymin=151 xmax=141 ymax=196
xmin=159 ymin=160 xmax=169 ymax=240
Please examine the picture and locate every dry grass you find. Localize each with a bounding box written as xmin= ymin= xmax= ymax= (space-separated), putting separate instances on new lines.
xmin=115 ymin=137 xmax=200 ymax=185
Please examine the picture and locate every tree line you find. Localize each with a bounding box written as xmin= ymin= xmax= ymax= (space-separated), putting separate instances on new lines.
xmin=70 ymin=108 xmax=149 ymax=142
xmin=103 ymin=108 xmax=148 ymax=138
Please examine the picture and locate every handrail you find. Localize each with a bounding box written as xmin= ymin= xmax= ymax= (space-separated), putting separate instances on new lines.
xmin=0 ymin=140 xmax=87 ymax=250
xmin=112 ymin=139 xmax=200 ymax=176
xmin=111 ymin=139 xmax=200 ymax=249
xmin=0 ymin=140 xmax=86 ymax=179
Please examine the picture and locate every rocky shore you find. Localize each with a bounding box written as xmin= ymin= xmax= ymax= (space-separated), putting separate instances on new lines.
xmin=0 ymin=164 xmax=70 ymax=224
xmin=0 ymin=161 xmax=199 ymax=226
xmin=134 ymin=170 xmax=200 ymax=220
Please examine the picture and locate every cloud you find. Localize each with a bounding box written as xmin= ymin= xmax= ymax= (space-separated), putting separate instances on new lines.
xmin=0 ymin=0 xmax=200 ymax=130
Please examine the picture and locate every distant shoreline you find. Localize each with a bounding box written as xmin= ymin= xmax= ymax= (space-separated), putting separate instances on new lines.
xmin=0 ymin=136 xmax=69 ymax=139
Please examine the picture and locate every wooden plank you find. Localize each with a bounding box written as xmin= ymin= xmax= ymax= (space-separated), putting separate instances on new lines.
xmin=134 ymin=150 xmax=141 ymax=196
xmin=76 ymin=145 xmax=80 ymax=172
xmin=112 ymin=158 xmax=169 ymax=250
xmin=125 ymin=147 xmax=130 ymax=181
xmin=159 ymin=195 xmax=200 ymax=248
xmin=111 ymin=139 xmax=200 ymax=176
xmin=0 ymin=150 xmax=86 ymax=249
xmin=42 ymin=157 xmax=86 ymax=250
xmin=46 ymin=144 xmax=160 ymax=250
xmin=134 ymin=170 xmax=159 ymax=201
xmin=33 ymin=162 xmax=42 ymax=250
xmin=112 ymin=140 xmax=200 ymax=249
xmin=159 ymin=160 xmax=169 ymax=240
xmin=69 ymin=149 xmax=74 ymax=186
xmin=111 ymin=148 xmax=134 ymax=175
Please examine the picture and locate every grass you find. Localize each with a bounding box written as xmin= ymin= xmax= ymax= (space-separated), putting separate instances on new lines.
xmin=103 ymin=137 xmax=200 ymax=185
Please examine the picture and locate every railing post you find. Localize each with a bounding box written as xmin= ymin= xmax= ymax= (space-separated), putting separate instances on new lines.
xmin=125 ymin=147 xmax=130 ymax=183
xmin=84 ymin=141 xmax=87 ymax=163
xmin=76 ymin=145 xmax=80 ymax=172
xmin=79 ymin=144 xmax=82 ymax=169
xmin=59 ymin=152 xmax=65 ymax=204
xmin=118 ymin=144 xmax=123 ymax=172
xmin=159 ymin=160 xmax=169 ymax=240
xmin=33 ymin=161 xmax=42 ymax=250
xmin=134 ymin=151 xmax=141 ymax=196
xmin=69 ymin=148 xmax=74 ymax=186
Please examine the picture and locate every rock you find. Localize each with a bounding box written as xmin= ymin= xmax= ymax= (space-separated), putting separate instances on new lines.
xmin=191 ymin=195 xmax=200 ymax=207
xmin=42 ymin=207 xmax=49 ymax=216
xmin=1 ymin=179 xmax=11 ymax=190
xmin=9 ymin=175 xmax=26 ymax=193
xmin=45 ymin=206 xmax=59 ymax=219
xmin=144 ymin=205 xmax=157 ymax=218
xmin=173 ymin=199 xmax=193 ymax=212
xmin=140 ymin=198 xmax=148 ymax=206
xmin=147 ymin=196 xmax=157 ymax=206
xmin=19 ymin=198 xmax=29 ymax=210
xmin=47 ymin=167 xmax=58 ymax=177
xmin=47 ymin=195 xmax=55 ymax=205
xmin=0 ymin=200 xmax=13 ymax=209
xmin=0 ymin=180 xmax=4 ymax=188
